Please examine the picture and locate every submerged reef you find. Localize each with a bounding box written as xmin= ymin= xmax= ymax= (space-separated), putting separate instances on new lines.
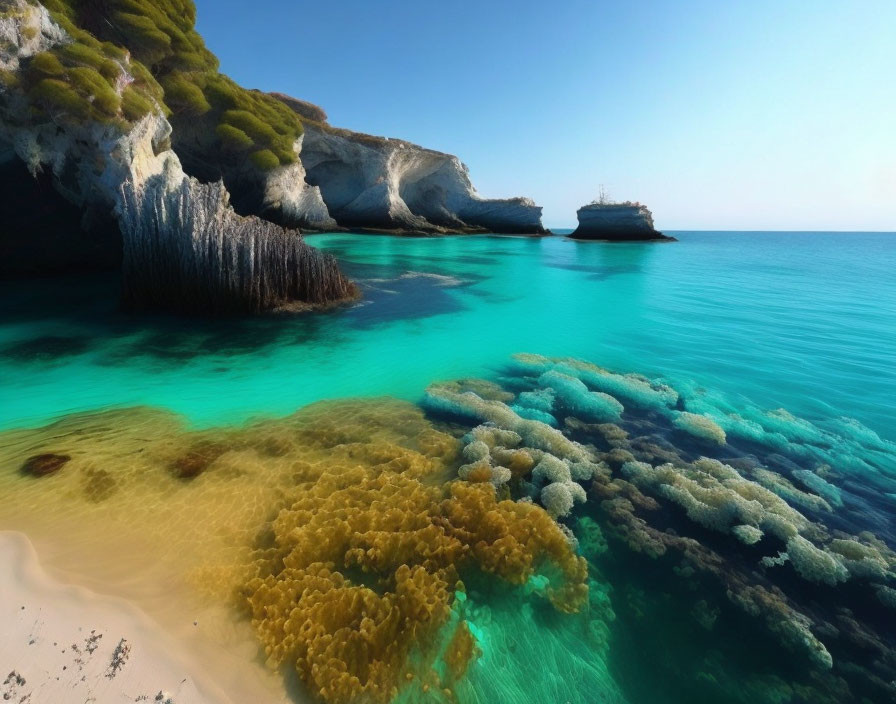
xmin=0 ymin=399 xmax=592 ymax=704
xmin=2 ymin=357 xmax=895 ymax=703
xmin=424 ymin=353 xmax=896 ymax=703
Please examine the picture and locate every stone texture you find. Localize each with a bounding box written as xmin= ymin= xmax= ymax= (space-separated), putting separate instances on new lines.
xmin=0 ymin=1 xmax=355 ymax=313
xmin=297 ymin=122 xmax=546 ymax=235
xmin=570 ymin=202 xmax=674 ymax=241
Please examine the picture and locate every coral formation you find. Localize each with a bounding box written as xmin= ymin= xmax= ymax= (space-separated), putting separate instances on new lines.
xmin=0 ymin=397 xmax=587 ymax=704
xmin=672 ymin=411 xmax=727 ymax=446
xmin=247 ymin=438 xmax=587 ymax=704
xmin=3 ymin=353 xmax=896 ymax=703
xmin=423 ymin=352 xmax=896 ymax=702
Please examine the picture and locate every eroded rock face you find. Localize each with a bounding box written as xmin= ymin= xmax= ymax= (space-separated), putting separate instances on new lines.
xmin=169 ymin=120 xmax=337 ymax=232
xmin=298 ymin=122 xmax=546 ymax=234
xmin=118 ymin=130 xmax=356 ymax=314
xmin=0 ymin=0 xmax=67 ymax=72
xmin=570 ymin=202 xmax=674 ymax=241
xmin=0 ymin=0 xmax=355 ymax=313
xmin=169 ymin=93 xmax=546 ymax=236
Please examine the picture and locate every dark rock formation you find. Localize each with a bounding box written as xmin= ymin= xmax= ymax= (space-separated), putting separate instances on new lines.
xmin=570 ymin=202 xmax=675 ymax=241
xmin=118 ymin=162 xmax=357 ymax=314
xmin=22 ymin=452 xmax=70 ymax=476
xmin=0 ymin=152 xmax=121 ymax=276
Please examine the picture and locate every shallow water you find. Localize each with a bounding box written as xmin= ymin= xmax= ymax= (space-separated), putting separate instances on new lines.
xmin=2 ymin=232 xmax=894 ymax=439
xmin=1 ymin=231 xmax=895 ymax=704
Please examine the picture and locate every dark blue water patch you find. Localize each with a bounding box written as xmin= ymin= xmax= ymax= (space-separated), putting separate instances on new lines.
xmin=0 ymin=272 xmax=359 ymax=369
xmin=94 ymin=311 xmax=353 ymax=369
xmin=0 ymin=272 xmax=121 ymax=324
xmin=0 ymin=334 xmax=92 ymax=364
xmin=461 ymin=288 xmax=521 ymax=304
xmin=346 ymin=273 xmax=469 ymax=329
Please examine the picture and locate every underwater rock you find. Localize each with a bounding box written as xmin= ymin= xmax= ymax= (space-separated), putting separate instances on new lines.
xmin=569 ymin=201 xmax=674 ymax=241
xmin=170 ymin=442 xmax=226 ymax=479
xmin=81 ymin=466 xmax=116 ymax=502
xmin=21 ymin=452 xmax=70 ymax=476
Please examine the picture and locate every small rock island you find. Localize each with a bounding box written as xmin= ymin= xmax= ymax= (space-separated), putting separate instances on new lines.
xmin=570 ymin=200 xmax=675 ymax=241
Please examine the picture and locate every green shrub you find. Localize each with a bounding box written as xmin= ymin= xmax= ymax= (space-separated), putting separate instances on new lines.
xmin=28 ymin=52 xmax=65 ymax=78
xmin=220 ymin=109 xmax=278 ymax=145
xmin=128 ymin=60 xmax=165 ymax=100
xmin=112 ymin=11 xmax=172 ymax=62
xmin=215 ymin=123 xmax=253 ymax=150
xmin=0 ymin=68 xmax=20 ymax=89
xmin=274 ymin=147 xmax=297 ymax=165
xmin=67 ymin=66 xmax=120 ymax=116
xmin=20 ymin=0 xmax=305 ymax=166
xmin=121 ymin=85 xmax=154 ymax=121
xmin=101 ymin=41 xmax=129 ymax=61
xmin=59 ymin=42 xmax=107 ymax=69
xmin=29 ymin=78 xmax=90 ymax=120
xmin=249 ymin=149 xmax=280 ymax=171
xmin=161 ymin=72 xmax=210 ymax=115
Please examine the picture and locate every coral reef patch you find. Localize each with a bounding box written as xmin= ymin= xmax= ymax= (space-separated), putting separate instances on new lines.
xmin=2 ymin=354 xmax=894 ymax=703
xmin=424 ymin=353 xmax=896 ymax=703
xmin=0 ymin=398 xmax=594 ymax=704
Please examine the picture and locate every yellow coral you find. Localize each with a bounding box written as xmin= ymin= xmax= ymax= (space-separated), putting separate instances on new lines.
xmin=0 ymin=398 xmax=587 ymax=704
xmin=248 ymin=459 xmax=588 ymax=704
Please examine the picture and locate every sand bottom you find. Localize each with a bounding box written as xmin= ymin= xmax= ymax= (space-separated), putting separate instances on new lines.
xmin=0 ymin=530 xmax=250 ymax=704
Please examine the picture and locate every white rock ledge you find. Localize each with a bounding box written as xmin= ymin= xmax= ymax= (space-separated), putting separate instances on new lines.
xmin=298 ymin=123 xmax=546 ymax=235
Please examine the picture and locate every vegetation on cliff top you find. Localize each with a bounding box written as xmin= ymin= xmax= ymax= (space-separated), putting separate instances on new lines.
xmin=5 ymin=0 xmax=302 ymax=170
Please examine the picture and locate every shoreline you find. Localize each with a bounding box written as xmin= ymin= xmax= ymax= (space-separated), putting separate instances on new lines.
xmin=0 ymin=531 xmax=234 ymax=704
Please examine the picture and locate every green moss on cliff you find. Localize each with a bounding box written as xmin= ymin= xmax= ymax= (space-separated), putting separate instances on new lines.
xmin=5 ymin=0 xmax=302 ymax=169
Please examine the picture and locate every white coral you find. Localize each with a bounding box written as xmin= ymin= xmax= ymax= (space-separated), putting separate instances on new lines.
xmin=786 ymin=536 xmax=849 ymax=586
xmin=540 ymin=481 xmax=586 ymax=519
xmin=672 ymin=412 xmax=727 ymax=445
xmin=732 ymin=524 xmax=764 ymax=545
xmin=538 ymin=370 xmax=624 ymax=422
xmin=532 ymin=455 xmax=572 ymax=485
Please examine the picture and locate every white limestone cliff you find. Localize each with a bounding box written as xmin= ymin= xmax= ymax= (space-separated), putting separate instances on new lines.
xmin=259 ymin=135 xmax=337 ymax=231
xmin=295 ymin=122 xmax=545 ymax=234
xmin=0 ymin=0 xmax=354 ymax=312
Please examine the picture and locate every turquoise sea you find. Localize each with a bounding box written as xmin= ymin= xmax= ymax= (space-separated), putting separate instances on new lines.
xmin=2 ymin=231 xmax=896 ymax=704
xmin=1 ymin=231 xmax=894 ymax=437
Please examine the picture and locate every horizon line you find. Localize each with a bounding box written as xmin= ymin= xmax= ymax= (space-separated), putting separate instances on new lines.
xmin=544 ymin=227 xmax=896 ymax=233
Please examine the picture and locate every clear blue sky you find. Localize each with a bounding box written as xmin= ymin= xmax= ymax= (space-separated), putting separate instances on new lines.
xmin=194 ymin=0 xmax=896 ymax=230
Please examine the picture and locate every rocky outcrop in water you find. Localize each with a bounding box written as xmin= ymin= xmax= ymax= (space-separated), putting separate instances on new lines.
xmin=0 ymin=0 xmax=355 ymax=313
xmin=118 ymin=125 xmax=355 ymax=314
xmin=570 ymin=202 xmax=674 ymax=241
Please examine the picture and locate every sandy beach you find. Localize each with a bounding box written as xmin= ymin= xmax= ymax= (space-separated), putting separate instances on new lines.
xmin=0 ymin=531 xmax=234 ymax=704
